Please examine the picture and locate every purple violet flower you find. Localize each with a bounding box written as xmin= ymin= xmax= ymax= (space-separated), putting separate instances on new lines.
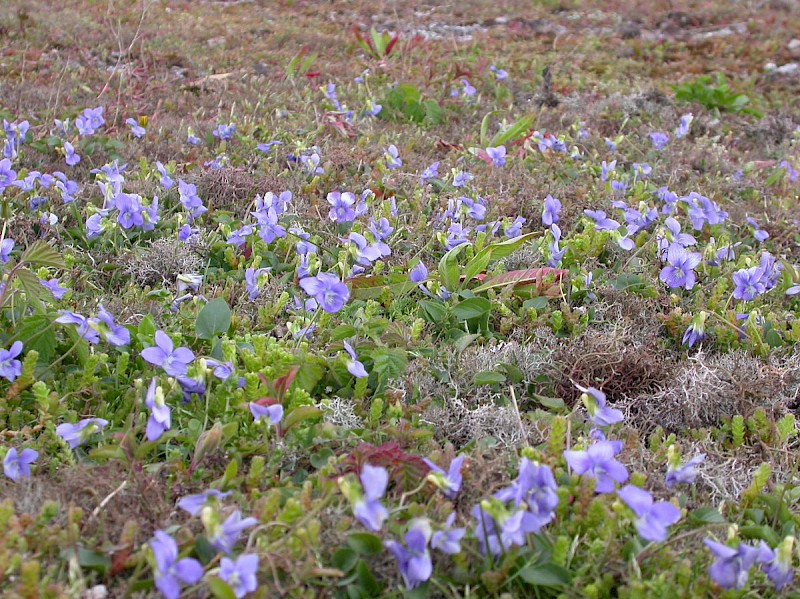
xmin=0 ymin=159 xmax=16 ymax=192
xmin=208 ymin=510 xmax=259 ymax=554
xmin=327 ymin=192 xmax=357 ymax=223
xmin=420 ymin=162 xmax=439 ymax=185
xmin=384 ymin=519 xmax=433 ymax=590
xmin=126 ymin=118 xmax=146 ymax=138
xmin=56 ymin=418 xmax=108 ymax=449
xmin=423 ymin=454 xmax=465 ymax=499
xmin=141 ymin=330 xmax=195 ymax=377
xmin=584 ymin=209 xmax=620 ymax=231
xmin=704 ymin=539 xmax=772 ymax=590
xmin=675 ymin=113 xmax=693 ymax=138
xmin=55 ymin=311 xmax=100 ymax=344
xmin=660 ymin=243 xmax=702 ymax=290
xmin=486 ymin=145 xmax=506 ymax=167
xmin=542 ymin=194 xmax=561 ymax=227
xmin=343 ymin=340 xmax=367 ymax=378
xmin=0 ymin=341 xmax=23 ymax=382
xmin=564 ymin=439 xmax=629 ymax=493
xmin=384 ymin=145 xmax=402 ymax=169
xmin=3 ymin=447 xmax=38 ymax=481
xmin=204 ymin=359 xmax=234 ymax=381
xmin=489 ymin=65 xmax=508 ymax=80
xmin=249 ymin=402 xmax=284 ymax=425
xmin=144 ymin=378 xmax=170 ymax=441
xmin=649 ymin=132 xmax=669 ymax=150
xmin=431 ymin=513 xmax=466 ymax=555
xmin=115 ymin=193 xmax=144 ymax=230
xmin=732 ymin=266 xmax=766 ymax=301
xmin=452 ymin=171 xmax=473 ymax=188
xmin=64 ymin=141 xmax=80 ymax=166
xmin=0 ymin=237 xmax=15 ymax=264
xmin=155 ymin=162 xmax=174 ymax=189
xmin=150 ymin=531 xmax=204 ymax=599
xmin=177 ymin=489 xmax=231 ymax=516
xmin=219 ymin=554 xmax=259 ymax=598
xmin=212 ymin=123 xmax=236 ymax=140
xmin=96 ymin=304 xmax=130 ymax=347
xmin=746 ymin=217 xmax=769 ymax=243
xmin=494 ymin=458 xmax=559 ymax=533
xmin=665 ymin=454 xmax=705 ymax=489
xmin=354 ymin=464 xmax=389 ymax=531
xmin=575 ymin=384 xmax=623 ymax=427
xmin=75 ymin=107 xmax=105 ymax=136
xmin=409 ymin=262 xmax=428 ymax=283
xmin=299 ymin=272 xmax=349 ymax=313
xmin=617 ymin=485 xmax=681 ymax=543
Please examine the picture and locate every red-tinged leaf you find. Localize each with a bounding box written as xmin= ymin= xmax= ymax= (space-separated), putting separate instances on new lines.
xmin=436 ymin=139 xmax=466 ymax=152
xmin=385 ymin=35 xmax=400 ymax=56
xmin=472 ymin=268 xmax=568 ymax=294
xmin=304 ymin=72 xmax=322 ymax=78
xmin=253 ymin=396 xmax=278 ymax=407
xmin=275 ymin=367 xmax=299 ymax=397
xmin=344 ymin=442 xmax=431 ymax=492
xmin=474 ymin=149 xmax=492 ymax=165
xmin=349 ymin=274 xmax=416 ymax=300
xmin=111 ymin=546 xmax=133 ymax=576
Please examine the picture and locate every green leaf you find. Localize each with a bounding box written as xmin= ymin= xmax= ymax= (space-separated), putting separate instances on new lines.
xmin=523 ymin=297 xmax=549 ymax=311
xmin=438 ymin=243 xmax=468 ymax=291
xmin=490 ymin=113 xmax=535 ymax=147
xmin=16 ymin=315 xmax=56 ymax=362
xmin=138 ymin=314 xmax=156 ymax=339
xmin=207 ymin=577 xmax=237 ymax=599
xmin=196 ymin=298 xmax=232 ymax=339
xmin=282 ymin=405 xmax=323 ymax=433
xmin=480 ymin=111 xmax=501 ymax=146
xmin=473 ymin=371 xmax=506 ymax=386
xmin=765 ymin=328 xmax=783 ymax=348
xmin=462 ymin=232 xmax=539 ymax=289
xmin=370 ymin=348 xmax=408 ymax=383
xmin=355 ymin=559 xmax=381 ymax=595
xmin=332 ymin=547 xmax=358 ymax=572
xmin=689 ymin=507 xmax=726 ymax=525
xmin=497 ymin=362 xmax=524 ymax=384
xmin=75 ymin=547 xmax=111 ymax=574
xmin=518 ymin=563 xmax=573 ymax=587
xmin=610 ymin=273 xmax=648 ymax=293
xmin=21 ymin=241 xmax=65 ymax=269
xmin=330 ymin=324 xmax=358 ymax=341
xmin=419 ymin=299 xmax=448 ymax=324
xmin=532 ymin=393 xmax=566 ymax=410
xmin=347 ymin=533 xmax=383 ymax=555
xmin=453 ymin=332 xmax=480 ymax=352
xmin=295 ymin=358 xmax=326 ymax=392
xmin=451 ymin=297 xmax=491 ymax=321
xmin=16 ymin=267 xmax=45 ymax=313
xmin=310 ymin=448 xmax=335 ymax=469
xmin=739 ymin=525 xmax=780 ymax=546
xmin=423 ymin=100 xmax=444 ymax=126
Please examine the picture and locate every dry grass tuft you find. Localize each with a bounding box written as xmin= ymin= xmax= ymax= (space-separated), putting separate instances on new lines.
xmin=552 ymin=290 xmax=671 ymax=406
xmin=622 ymin=349 xmax=800 ymax=433
xmin=122 ymin=236 xmax=207 ymax=288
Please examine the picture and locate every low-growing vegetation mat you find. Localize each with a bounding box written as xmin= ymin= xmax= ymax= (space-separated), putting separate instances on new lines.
xmin=2 ymin=0 xmax=800 ymax=596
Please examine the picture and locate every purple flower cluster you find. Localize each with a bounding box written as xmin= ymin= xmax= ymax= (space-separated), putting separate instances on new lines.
xmin=732 ymin=252 xmax=781 ymax=301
